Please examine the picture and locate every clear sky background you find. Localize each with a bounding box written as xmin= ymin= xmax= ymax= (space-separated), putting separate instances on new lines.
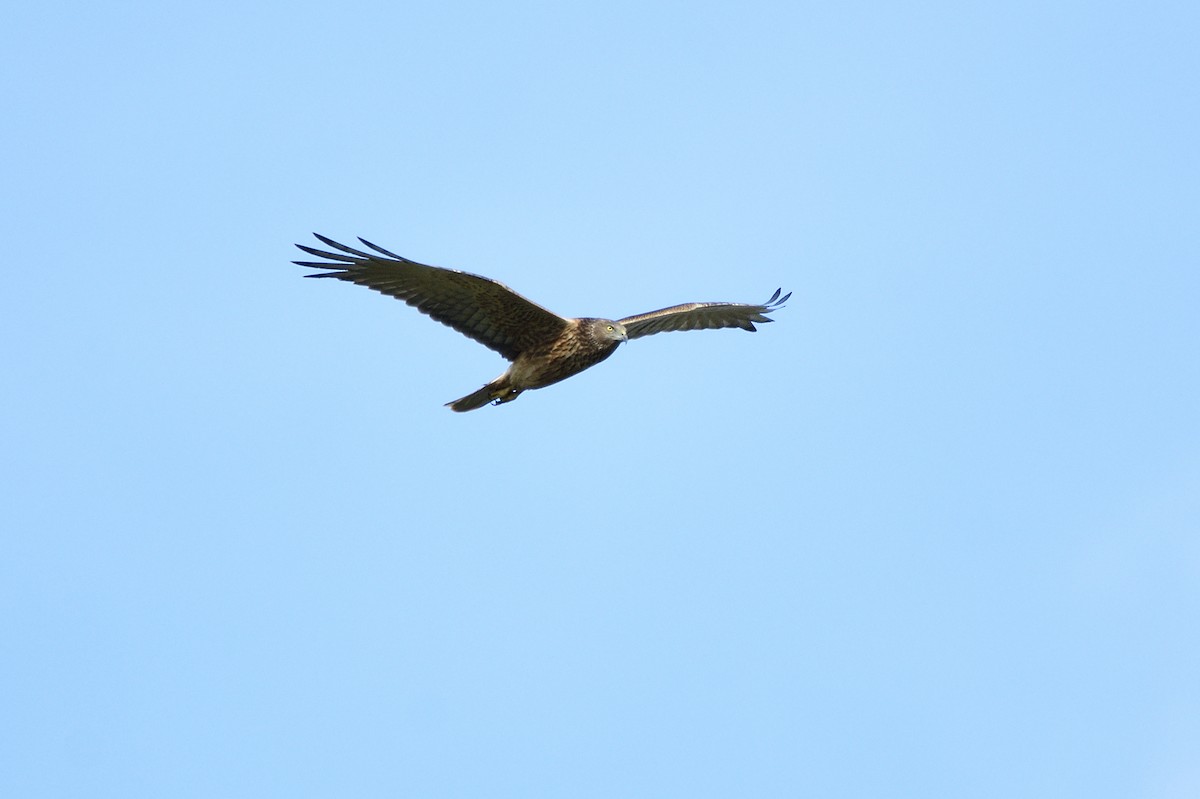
xmin=3 ymin=1 xmax=1198 ymax=797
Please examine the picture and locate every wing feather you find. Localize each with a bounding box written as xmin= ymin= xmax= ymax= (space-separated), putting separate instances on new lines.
xmin=618 ymin=289 xmax=791 ymax=339
xmin=294 ymin=234 xmax=570 ymax=361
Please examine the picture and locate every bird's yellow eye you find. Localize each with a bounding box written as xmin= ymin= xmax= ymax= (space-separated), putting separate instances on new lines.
xmin=606 ymin=325 xmax=614 ymax=331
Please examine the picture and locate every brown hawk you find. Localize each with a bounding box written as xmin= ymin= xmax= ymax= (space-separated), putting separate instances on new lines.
xmin=294 ymin=234 xmax=791 ymax=411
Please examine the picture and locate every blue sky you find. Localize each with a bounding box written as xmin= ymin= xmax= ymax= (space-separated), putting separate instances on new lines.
xmin=3 ymin=1 xmax=1198 ymax=796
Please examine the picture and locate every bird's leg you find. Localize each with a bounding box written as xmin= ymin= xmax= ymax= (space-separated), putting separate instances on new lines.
xmin=491 ymin=388 xmax=523 ymax=406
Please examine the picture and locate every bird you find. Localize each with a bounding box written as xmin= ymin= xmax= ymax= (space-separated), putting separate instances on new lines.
xmin=294 ymin=234 xmax=791 ymax=412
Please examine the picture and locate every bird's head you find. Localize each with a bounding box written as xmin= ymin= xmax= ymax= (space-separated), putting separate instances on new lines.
xmin=593 ymin=318 xmax=628 ymax=344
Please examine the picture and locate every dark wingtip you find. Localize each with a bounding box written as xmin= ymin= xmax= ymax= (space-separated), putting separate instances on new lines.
xmin=766 ymin=288 xmax=791 ymax=308
xmin=358 ymin=237 xmax=408 ymax=261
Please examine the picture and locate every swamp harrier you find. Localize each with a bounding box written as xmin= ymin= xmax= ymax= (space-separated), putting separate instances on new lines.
xmin=294 ymin=234 xmax=790 ymax=411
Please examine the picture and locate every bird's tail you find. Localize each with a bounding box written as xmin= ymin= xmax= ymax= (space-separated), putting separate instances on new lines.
xmin=446 ymin=379 xmax=520 ymax=412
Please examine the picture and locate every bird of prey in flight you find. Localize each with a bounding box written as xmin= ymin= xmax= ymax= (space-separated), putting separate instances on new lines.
xmin=294 ymin=234 xmax=790 ymax=411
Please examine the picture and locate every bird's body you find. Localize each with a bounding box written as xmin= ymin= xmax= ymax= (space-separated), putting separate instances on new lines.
xmin=447 ymin=317 xmax=626 ymax=411
xmin=294 ymin=234 xmax=789 ymax=411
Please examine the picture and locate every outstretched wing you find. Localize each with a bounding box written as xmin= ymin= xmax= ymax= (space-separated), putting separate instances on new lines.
xmin=294 ymin=234 xmax=570 ymax=361
xmin=618 ymin=288 xmax=791 ymax=340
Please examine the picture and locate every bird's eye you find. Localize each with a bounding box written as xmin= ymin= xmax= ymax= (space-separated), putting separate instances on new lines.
xmin=606 ymin=325 xmax=614 ymax=331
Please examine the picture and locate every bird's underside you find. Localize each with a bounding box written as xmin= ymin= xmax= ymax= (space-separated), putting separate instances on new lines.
xmin=294 ymin=234 xmax=790 ymax=411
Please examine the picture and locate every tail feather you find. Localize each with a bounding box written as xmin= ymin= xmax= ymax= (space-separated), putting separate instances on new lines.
xmin=446 ymin=381 xmax=502 ymax=412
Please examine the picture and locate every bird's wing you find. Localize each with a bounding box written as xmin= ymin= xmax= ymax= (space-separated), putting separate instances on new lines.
xmin=618 ymin=288 xmax=791 ymax=340
xmin=294 ymin=234 xmax=571 ymax=361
